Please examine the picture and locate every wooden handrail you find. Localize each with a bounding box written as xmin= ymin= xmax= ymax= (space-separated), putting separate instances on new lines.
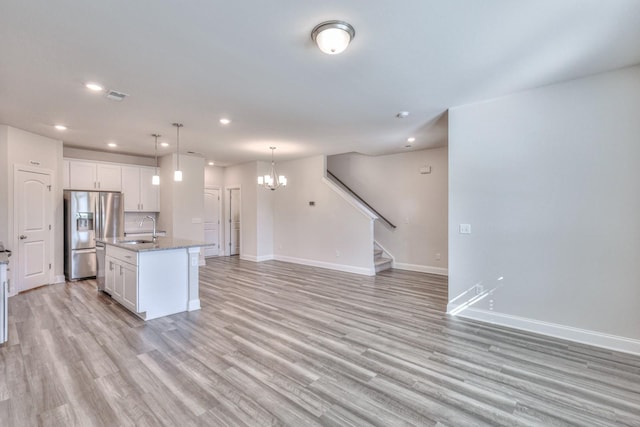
xmin=326 ymin=170 xmax=397 ymax=229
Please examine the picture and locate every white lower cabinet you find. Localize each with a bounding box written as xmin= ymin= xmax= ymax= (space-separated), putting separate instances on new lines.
xmin=104 ymin=244 xmax=188 ymax=320
xmin=105 ymin=247 xmax=138 ymax=313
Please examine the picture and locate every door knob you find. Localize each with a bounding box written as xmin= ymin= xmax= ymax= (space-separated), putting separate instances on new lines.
xmin=19 ymin=235 xmax=27 ymax=240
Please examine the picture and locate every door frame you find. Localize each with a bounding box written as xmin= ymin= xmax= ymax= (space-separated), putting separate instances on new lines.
xmin=224 ymin=185 xmax=241 ymax=257
xmin=204 ymin=186 xmax=222 ymax=257
xmin=12 ymin=164 xmax=55 ymax=295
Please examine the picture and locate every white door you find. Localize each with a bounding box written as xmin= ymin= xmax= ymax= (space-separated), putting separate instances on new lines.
xmin=204 ymin=188 xmax=220 ymax=257
xmin=228 ymin=188 xmax=240 ymax=256
xmin=16 ymin=169 xmax=52 ymax=292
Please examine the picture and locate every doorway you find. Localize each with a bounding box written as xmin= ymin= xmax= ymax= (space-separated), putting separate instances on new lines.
xmin=226 ymin=187 xmax=241 ymax=256
xmin=15 ymin=168 xmax=52 ymax=292
xmin=203 ymin=188 xmax=221 ymax=257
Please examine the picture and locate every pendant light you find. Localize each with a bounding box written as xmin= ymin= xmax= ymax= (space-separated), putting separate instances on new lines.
xmin=151 ymin=133 xmax=160 ymax=185
xmin=311 ymin=20 xmax=355 ymax=55
xmin=172 ymin=123 xmax=183 ymax=182
xmin=258 ymin=147 xmax=287 ymax=191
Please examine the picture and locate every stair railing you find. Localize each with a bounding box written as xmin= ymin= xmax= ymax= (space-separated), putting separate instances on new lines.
xmin=326 ymin=170 xmax=397 ymax=229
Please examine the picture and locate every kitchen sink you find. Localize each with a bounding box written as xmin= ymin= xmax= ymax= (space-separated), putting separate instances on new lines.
xmin=118 ymin=239 xmax=154 ymax=245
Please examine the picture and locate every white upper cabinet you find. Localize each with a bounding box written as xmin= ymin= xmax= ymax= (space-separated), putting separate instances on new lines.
xmin=67 ymin=160 xmax=121 ymax=191
xmin=139 ymin=167 xmax=160 ymax=212
xmin=96 ymin=164 xmax=122 ymax=191
xmin=121 ymin=166 xmax=159 ymax=212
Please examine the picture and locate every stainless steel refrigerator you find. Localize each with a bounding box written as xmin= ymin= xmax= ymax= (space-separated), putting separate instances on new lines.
xmin=64 ymin=191 xmax=124 ymax=282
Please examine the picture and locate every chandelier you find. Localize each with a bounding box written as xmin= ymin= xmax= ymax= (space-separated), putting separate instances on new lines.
xmin=258 ymin=147 xmax=287 ymax=190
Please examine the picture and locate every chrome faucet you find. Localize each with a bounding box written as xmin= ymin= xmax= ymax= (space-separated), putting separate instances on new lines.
xmin=139 ymin=215 xmax=157 ymax=241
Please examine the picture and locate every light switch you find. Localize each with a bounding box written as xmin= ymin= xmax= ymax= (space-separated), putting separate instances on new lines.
xmin=459 ymin=224 xmax=471 ymax=234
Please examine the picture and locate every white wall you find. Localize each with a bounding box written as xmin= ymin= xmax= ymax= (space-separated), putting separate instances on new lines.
xmin=223 ymin=161 xmax=265 ymax=260
xmin=158 ymin=153 xmax=205 ymax=242
xmin=273 ymin=155 xmax=375 ymax=275
xmin=448 ymin=65 xmax=640 ymax=354
xmin=204 ymin=164 xmax=224 ymax=188
xmin=328 ymin=148 xmax=448 ymax=275
xmin=0 ymin=125 xmax=65 ymax=290
xmin=0 ymin=127 xmax=8 ymax=248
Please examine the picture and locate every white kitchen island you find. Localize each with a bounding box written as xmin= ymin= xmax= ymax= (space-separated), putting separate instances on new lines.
xmin=98 ymin=237 xmax=206 ymax=320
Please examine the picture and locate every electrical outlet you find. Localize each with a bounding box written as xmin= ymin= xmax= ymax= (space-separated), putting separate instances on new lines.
xmin=459 ymin=224 xmax=471 ymax=234
xmin=435 ymin=253 xmax=441 ymax=261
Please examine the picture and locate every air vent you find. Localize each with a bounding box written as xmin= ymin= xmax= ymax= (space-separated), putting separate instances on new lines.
xmin=105 ymin=90 xmax=128 ymax=101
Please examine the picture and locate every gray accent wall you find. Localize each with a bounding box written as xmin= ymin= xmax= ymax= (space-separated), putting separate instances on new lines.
xmin=449 ymin=65 xmax=640 ymax=348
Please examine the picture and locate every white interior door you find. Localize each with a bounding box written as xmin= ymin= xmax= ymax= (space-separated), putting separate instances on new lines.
xmin=228 ymin=188 xmax=240 ymax=256
xmin=16 ymin=169 xmax=52 ymax=292
xmin=203 ymin=188 xmax=220 ymax=257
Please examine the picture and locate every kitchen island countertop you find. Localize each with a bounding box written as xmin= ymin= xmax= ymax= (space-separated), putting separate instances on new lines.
xmin=97 ymin=237 xmax=208 ymax=252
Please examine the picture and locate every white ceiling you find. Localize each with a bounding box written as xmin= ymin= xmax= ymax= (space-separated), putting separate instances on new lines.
xmin=1 ymin=0 xmax=640 ymax=165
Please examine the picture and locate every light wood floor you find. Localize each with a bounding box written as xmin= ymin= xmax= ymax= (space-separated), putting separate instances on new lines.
xmin=1 ymin=257 xmax=639 ymax=426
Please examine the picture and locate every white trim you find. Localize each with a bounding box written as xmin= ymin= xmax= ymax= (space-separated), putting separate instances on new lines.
xmin=274 ymin=255 xmax=375 ymax=276
xmin=447 ymin=305 xmax=640 ymax=356
xmin=393 ymin=262 xmax=448 ymax=276
xmin=225 ymin=185 xmax=241 ymax=257
xmin=187 ymin=299 xmax=201 ymax=311
xmin=204 ymin=186 xmax=222 ymax=258
xmin=54 ymin=275 xmax=66 ymax=284
xmin=241 ymin=254 xmax=274 ymax=262
xmin=322 ymin=176 xmax=378 ymax=221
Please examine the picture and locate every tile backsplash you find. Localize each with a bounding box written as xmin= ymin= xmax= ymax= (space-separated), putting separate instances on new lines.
xmin=124 ymin=212 xmax=159 ymax=234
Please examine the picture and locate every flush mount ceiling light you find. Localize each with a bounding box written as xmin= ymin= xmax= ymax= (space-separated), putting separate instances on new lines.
xmin=85 ymin=82 xmax=104 ymax=91
xmin=258 ymin=147 xmax=287 ymax=191
xmin=107 ymin=142 xmax=117 ymax=148
xmin=311 ymin=20 xmax=355 ymax=55
xmin=151 ymin=133 xmax=161 ymax=186
xmin=219 ymin=118 xmax=231 ymax=125
xmin=173 ymin=123 xmax=183 ymax=182
xmin=160 ymin=142 xmax=169 ymax=147
xmin=54 ymin=124 xmax=67 ymax=131
xmin=407 ymin=137 xmax=416 ymax=143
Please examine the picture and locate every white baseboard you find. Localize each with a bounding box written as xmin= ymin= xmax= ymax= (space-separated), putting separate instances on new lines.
xmin=393 ymin=262 xmax=448 ymax=276
xmin=241 ymin=254 xmax=275 ymax=262
xmin=447 ymin=305 xmax=640 ymax=356
xmin=187 ymin=299 xmax=201 ymax=311
xmin=274 ymin=255 xmax=375 ymax=276
xmin=54 ymin=275 xmax=66 ymax=284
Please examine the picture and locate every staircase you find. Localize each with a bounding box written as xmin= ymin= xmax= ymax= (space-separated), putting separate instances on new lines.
xmin=374 ymin=243 xmax=393 ymax=273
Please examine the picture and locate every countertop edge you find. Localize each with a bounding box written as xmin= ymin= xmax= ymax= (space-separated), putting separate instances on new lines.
xmin=97 ymin=237 xmax=210 ymax=253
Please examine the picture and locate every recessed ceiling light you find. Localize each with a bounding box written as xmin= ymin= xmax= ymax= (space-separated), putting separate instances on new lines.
xmin=208 ymin=161 xmax=214 ymax=166
xmin=107 ymin=143 xmax=117 ymax=148
xmin=219 ymin=118 xmax=231 ymax=125
xmin=160 ymin=142 xmax=169 ymax=147
xmin=54 ymin=124 xmax=67 ymax=131
xmin=407 ymin=137 xmax=416 ymax=143
xmin=85 ymin=82 xmax=104 ymax=91
xmin=396 ymin=111 xmax=410 ymax=119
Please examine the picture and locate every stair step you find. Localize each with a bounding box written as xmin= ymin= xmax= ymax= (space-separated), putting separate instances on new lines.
xmin=374 ymin=249 xmax=383 ymax=259
xmin=374 ymin=257 xmax=392 ymax=273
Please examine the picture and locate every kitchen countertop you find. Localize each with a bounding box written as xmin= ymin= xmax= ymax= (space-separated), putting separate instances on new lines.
xmin=0 ymin=252 xmax=9 ymax=265
xmin=97 ymin=237 xmax=209 ymax=252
